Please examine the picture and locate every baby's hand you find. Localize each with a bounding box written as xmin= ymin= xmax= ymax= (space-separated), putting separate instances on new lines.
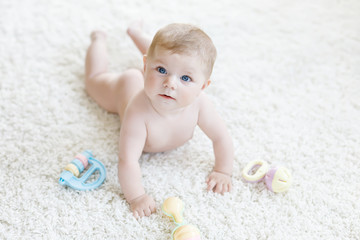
xmin=129 ymin=194 xmax=156 ymax=219
xmin=206 ymin=171 xmax=232 ymax=195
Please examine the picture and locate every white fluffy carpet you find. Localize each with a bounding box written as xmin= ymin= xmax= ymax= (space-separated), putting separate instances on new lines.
xmin=1 ymin=0 xmax=359 ymax=239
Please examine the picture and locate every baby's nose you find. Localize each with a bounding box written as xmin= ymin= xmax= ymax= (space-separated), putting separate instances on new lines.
xmin=163 ymin=75 xmax=177 ymax=90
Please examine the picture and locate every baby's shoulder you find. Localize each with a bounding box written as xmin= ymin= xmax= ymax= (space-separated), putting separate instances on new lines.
xmin=197 ymin=92 xmax=212 ymax=108
xmin=124 ymin=90 xmax=149 ymax=116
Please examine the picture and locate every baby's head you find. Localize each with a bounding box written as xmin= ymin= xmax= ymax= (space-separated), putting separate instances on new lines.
xmin=146 ymin=23 xmax=217 ymax=79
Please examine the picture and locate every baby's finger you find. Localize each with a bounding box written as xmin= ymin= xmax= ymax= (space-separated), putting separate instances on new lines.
xmin=207 ymin=179 xmax=216 ymax=191
xmin=139 ymin=209 xmax=146 ymax=218
xmin=150 ymin=204 xmax=156 ymax=213
xmin=144 ymin=207 xmax=152 ymax=217
xmin=133 ymin=210 xmax=139 ymax=219
xmin=222 ymin=184 xmax=229 ymax=194
xmin=215 ymin=183 xmax=223 ymax=194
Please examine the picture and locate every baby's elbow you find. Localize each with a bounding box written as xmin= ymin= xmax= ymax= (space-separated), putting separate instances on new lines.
xmin=118 ymin=156 xmax=128 ymax=167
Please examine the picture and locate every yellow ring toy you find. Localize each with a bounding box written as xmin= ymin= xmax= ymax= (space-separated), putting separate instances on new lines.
xmin=242 ymin=160 xmax=270 ymax=183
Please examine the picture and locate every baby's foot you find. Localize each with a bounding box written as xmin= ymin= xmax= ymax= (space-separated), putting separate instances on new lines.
xmin=90 ymin=30 xmax=107 ymax=41
xmin=127 ymin=20 xmax=144 ymax=39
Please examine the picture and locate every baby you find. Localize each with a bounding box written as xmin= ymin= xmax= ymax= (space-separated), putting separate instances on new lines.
xmin=85 ymin=23 xmax=234 ymax=218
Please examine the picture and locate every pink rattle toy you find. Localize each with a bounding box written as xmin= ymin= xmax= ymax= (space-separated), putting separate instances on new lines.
xmin=242 ymin=160 xmax=293 ymax=193
xmin=162 ymin=197 xmax=201 ymax=240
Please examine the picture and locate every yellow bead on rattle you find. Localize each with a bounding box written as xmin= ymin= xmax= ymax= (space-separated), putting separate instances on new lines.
xmin=162 ymin=196 xmax=185 ymax=224
xmin=173 ymin=225 xmax=201 ymax=240
xmin=162 ymin=197 xmax=201 ymax=240
xmin=265 ymin=166 xmax=293 ymax=193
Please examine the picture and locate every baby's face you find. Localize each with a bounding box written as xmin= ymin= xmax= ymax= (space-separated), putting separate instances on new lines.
xmin=143 ymin=47 xmax=209 ymax=112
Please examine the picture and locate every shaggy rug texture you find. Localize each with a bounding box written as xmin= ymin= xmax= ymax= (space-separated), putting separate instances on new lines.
xmin=1 ymin=0 xmax=359 ymax=239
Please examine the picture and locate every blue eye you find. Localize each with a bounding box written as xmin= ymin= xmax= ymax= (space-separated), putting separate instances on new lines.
xmin=181 ymin=75 xmax=191 ymax=82
xmin=157 ymin=67 xmax=167 ymax=74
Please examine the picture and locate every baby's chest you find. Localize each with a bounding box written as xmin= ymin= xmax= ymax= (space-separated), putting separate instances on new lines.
xmin=144 ymin=113 xmax=198 ymax=152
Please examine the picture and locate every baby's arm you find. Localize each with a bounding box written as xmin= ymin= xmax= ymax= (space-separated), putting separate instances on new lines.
xmin=198 ymin=94 xmax=234 ymax=194
xmin=118 ymin=108 xmax=156 ymax=218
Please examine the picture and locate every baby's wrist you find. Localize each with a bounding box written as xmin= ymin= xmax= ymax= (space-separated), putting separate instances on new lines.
xmin=129 ymin=193 xmax=147 ymax=204
xmin=213 ymin=169 xmax=232 ymax=177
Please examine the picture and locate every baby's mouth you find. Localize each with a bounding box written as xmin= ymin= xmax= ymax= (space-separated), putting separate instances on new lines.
xmin=159 ymin=94 xmax=175 ymax=100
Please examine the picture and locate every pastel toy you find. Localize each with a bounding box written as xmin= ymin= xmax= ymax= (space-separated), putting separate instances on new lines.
xmin=59 ymin=150 xmax=106 ymax=191
xmin=242 ymin=160 xmax=270 ymax=183
xmin=162 ymin=197 xmax=185 ymax=224
xmin=172 ymin=224 xmax=201 ymax=240
xmin=162 ymin=197 xmax=201 ymax=240
xmin=265 ymin=166 xmax=293 ymax=193
xmin=242 ymin=160 xmax=292 ymax=193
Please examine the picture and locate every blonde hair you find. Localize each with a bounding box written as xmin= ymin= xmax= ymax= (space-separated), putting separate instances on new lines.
xmin=147 ymin=23 xmax=217 ymax=78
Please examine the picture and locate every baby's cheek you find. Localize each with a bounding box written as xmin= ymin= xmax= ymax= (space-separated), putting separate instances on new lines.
xmin=182 ymin=91 xmax=198 ymax=105
xmin=145 ymin=76 xmax=158 ymax=90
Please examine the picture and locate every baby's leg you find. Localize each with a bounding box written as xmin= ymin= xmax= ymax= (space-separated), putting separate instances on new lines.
xmin=127 ymin=21 xmax=152 ymax=55
xmin=85 ymin=31 xmax=144 ymax=121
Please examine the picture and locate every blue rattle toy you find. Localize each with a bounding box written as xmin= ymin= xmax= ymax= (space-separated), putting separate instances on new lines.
xmin=59 ymin=150 xmax=106 ymax=191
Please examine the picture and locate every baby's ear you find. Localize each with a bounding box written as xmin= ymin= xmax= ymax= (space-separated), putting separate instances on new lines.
xmin=201 ymin=79 xmax=211 ymax=90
